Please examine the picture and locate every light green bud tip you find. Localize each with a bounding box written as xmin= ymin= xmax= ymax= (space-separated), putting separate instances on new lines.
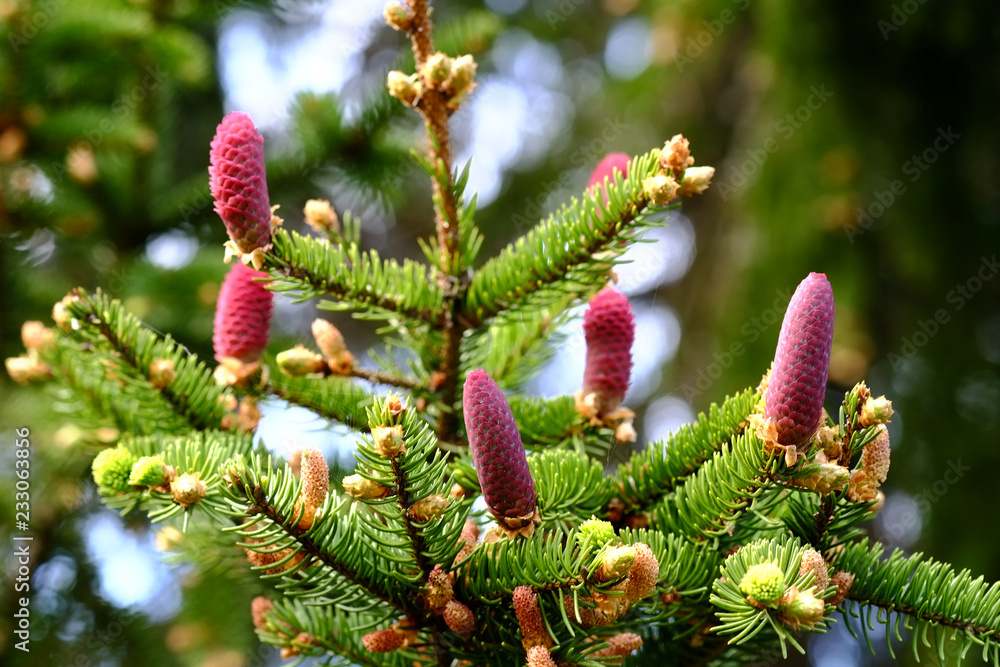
xmin=128 ymin=456 xmax=168 ymax=487
xmin=739 ymin=562 xmax=786 ymax=604
xmin=580 ymin=518 xmax=616 ymax=545
xmin=92 ymin=447 xmax=137 ymax=493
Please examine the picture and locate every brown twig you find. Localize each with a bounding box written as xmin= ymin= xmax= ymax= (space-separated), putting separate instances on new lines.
xmin=402 ymin=0 xmax=466 ymax=444
xmin=348 ymin=365 xmax=421 ymax=390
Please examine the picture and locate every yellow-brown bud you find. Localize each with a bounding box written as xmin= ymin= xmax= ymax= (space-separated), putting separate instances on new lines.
xmin=591 ymin=632 xmax=643 ymax=663
xmin=422 ymin=52 xmax=452 ymax=87
xmin=277 ymin=345 xmax=327 ymax=377
xmin=408 ymin=494 xmax=449 ymax=522
xmin=642 ymin=174 xmax=680 ymax=206
xmin=678 ymin=166 xmax=715 ymax=196
xmin=445 ymin=54 xmax=477 ymax=107
xmin=5 ymin=355 xmax=51 ymax=384
xmin=297 ymin=448 xmax=329 ymax=528
xmin=237 ymin=398 xmax=262 ymax=433
xmin=624 ymin=542 xmax=659 ymax=604
xmin=861 ymin=425 xmax=891 ymax=484
xmin=311 ymin=319 xmax=353 ymax=374
xmin=660 ymin=134 xmax=694 ymax=175
xmin=383 ymin=1 xmax=412 ymax=31
xmin=425 ymin=566 xmax=454 ymax=613
xmin=387 ymin=70 xmax=420 ymax=106
xmin=171 ymin=473 xmax=206 ymax=508
xmin=828 ymin=570 xmax=855 ymax=606
xmin=513 ymin=586 xmax=552 ymax=649
xmin=778 ymin=586 xmax=826 ymax=630
xmin=342 ymin=473 xmax=390 ymax=500
xmin=52 ymin=294 xmax=78 ymax=331
xmin=443 ymin=600 xmax=475 ymax=634
xmin=303 ymin=199 xmax=338 ymax=234
xmin=372 ymin=424 xmax=406 ymax=458
xmin=526 ymin=646 xmax=557 ymax=667
xmin=798 ymin=549 xmax=829 ymax=591
xmin=251 ymin=596 xmax=273 ymax=631
xmin=149 ymin=358 xmax=177 ymax=389
xmin=847 ymin=469 xmax=879 ymax=503
xmin=595 ymin=545 xmax=636 ymax=582
xmin=21 ymin=321 xmax=54 ymax=351
xmin=815 ymin=425 xmax=842 ymax=460
xmin=860 ymin=395 xmax=893 ymax=426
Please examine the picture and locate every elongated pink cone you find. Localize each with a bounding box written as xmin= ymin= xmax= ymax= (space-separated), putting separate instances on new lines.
xmin=210 ymin=112 xmax=272 ymax=256
xmin=213 ymin=262 xmax=273 ymax=363
xmin=583 ymin=288 xmax=635 ymax=415
xmin=765 ymin=273 xmax=835 ymax=447
xmin=463 ymin=370 xmax=536 ymax=520
xmin=588 ymin=153 xmax=631 ymax=202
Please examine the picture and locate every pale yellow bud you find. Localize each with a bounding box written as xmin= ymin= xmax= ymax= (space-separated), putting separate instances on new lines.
xmin=21 ymin=321 xmax=54 ymax=351
xmin=422 ymin=52 xmax=452 ymax=86
xmin=342 ymin=474 xmax=390 ymax=500
xmin=642 ymin=174 xmax=680 ymax=206
xmin=387 ymin=70 xmax=420 ymax=106
xmin=678 ymin=166 xmax=715 ymax=196
xmin=149 ymin=358 xmax=177 ymax=389
xmin=372 ymin=424 xmax=406 ymax=457
xmin=303 ymin=199 xmax=339 ymax=234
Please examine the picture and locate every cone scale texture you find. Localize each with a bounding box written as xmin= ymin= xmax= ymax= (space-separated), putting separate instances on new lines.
xmin=213 ymin=262 xmax=274 ymax=363
xmin=765 ymin=273 xmax=835 ymax=447
xmin=209 ymin=111 xmax=272 ymax=255
xmin=463 ymin=370 xmax=536 ymax=519
xmin=583 ymin=288 xmax=635 ymax=414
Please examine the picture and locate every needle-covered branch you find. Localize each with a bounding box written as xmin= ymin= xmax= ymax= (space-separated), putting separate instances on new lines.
xmin=268 ymin=229 xmax=446 ymax=327
xmin=61 ymin=289 xmax=228 ymax=432
xmin=463 ymin=150 xmax=670 ymax=325
xmin=832 ymin=539 xmax=1000 ymax=663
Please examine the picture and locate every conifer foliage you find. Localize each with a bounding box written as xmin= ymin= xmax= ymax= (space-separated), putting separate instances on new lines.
xmin=7 ymin=2 xmax=1000 ymax=665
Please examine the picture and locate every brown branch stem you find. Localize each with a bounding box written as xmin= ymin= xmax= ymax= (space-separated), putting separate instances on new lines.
xmin=347 ymin=365 xmax=421 ymax=390
xmin=404 ymin=0 xmax=466 ymax=446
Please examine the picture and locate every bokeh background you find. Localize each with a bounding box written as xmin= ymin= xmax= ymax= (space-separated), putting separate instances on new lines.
xmin=1 ymin=0 xmax=999 ymax=665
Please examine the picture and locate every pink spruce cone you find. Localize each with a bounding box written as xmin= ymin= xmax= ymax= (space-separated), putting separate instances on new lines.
xmin=209 ymin=111 xmax=272 ymax=258
xmin=463 ymin=370 xmax=536 ymax=522
xmin=588 ymin=153 xmax=631 ymax=203
xmin=765 ymin=273 xmax=835 ymax=447
xmin=583 ymin=287 xmax=635 ymax=415
xmin=213 ymin=262 xmax=274 ymax=363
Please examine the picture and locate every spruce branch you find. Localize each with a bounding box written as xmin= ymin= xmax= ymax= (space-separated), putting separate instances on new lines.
xmin=258 ymin=598 xmax=418 ymax=666
xmin=61 ymin=289 xmax=227 ymax=432
xmin=388 ymin=0 xmax=476 ymax=446
xmin=529 ymin=450 xmax=611 ymax=529
xmin=463 ymin=150 xmax=672 ymax=325
xmin=654 ymin=429 xmax=777 ymax=539
xmin=831 ymin=539 xmax=1000 ymax=662
xmin=43 ymin=335 xmax=133 ymax=434
xmin=267 ymin=228 xmax=445 ymax=326
xmin=222 ymin=454 xmax=409 ymax=613
xmin=268 ymin=371 xmax=374 ymax=432
xmin=611 ymin=388 xmax=757 ymax=519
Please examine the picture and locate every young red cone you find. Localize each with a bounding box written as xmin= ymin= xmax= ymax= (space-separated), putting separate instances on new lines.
xmin=210 ymin=111 xmax=273 ymax=267
xmin=213 ymin=262 xmax=273 ymax=366
xmin=765 ymin=273 xmax=835 ymax=448
xmin=463 ymin=370 xmax=539 ymax=536
xmin=582 ymin=287 xmax=635 ymax=416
